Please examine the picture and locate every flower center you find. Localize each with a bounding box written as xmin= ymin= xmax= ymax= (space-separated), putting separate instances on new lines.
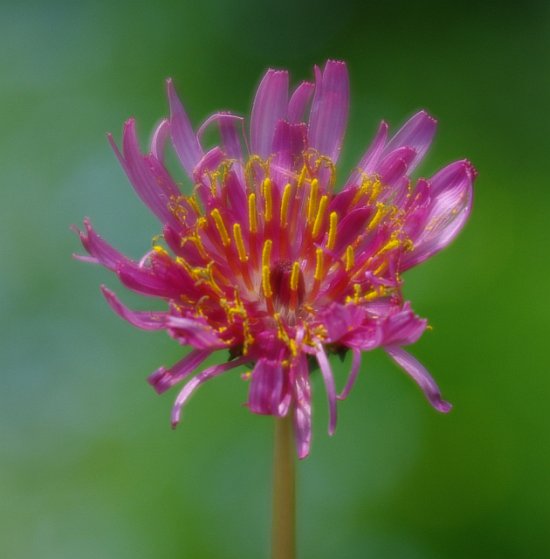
xmin=270 ymin=260 xmax=305 ymax=311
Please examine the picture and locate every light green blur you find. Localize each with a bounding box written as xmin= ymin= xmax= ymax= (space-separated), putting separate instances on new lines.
xmin=1 ymin=0 xmax=549 ymax=557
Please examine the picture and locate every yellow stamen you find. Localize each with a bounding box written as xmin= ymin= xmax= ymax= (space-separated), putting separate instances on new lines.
xmin=248 ymin=193 xmax=257 ymax=233
xmin=297 ymin=165 xmax=307 ymax=188
xmin=364 ymin=290 xmax=381 ymax=302
xmin=345 ymin=245 xmax=354 ymax=272
xmin=312 ymin=195 xmax=328 ymax=238
xmin=233 ymin=223 xmax=248 ymax=262
xmin=289 ymin=339 xmax=298 ymax=358
xmin=367 ymin=203 xmax=386 ymax=232
xmin=188 ymin=195 xmax=201 ymax=216
xmin=307 ymin=178 xmax=319 ymax=224
xmin=373 ymin=261 xmax=387 ymax=276
xmin=262 ymin=265 xmax=273 ymax=298
xmin=262 ymin=239 xmax=272 ymax=269
xmin=314 ymin=248 xmax=324 ymax=282
xmin=263 ymin=178 xmax=273 ymax=222
xmin=210 ymin=208 xmax=230 ymax=247
xmin=280 ymin=183 xmax=292 ymax=226
xmin=376 ymin=238 xmax=400 ymax=257
xmin=153 ymin=245 xmax=168 ymax=256
xmin=368 ymin=178 xmax=382 ymax=204
xmin=290 ymin=261 xmax=301 ymax=291
xmin=326 ymin=211 xmax=338 ymax=250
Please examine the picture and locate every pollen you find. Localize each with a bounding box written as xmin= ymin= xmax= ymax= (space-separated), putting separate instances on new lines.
xmin=280 ymin=183 xmax=292 ymax=226
xmin=262 ymin=265 xmax=273 ymax=298
xmin=263 ymin=178 xmax=273 ymax=222
xmin=262 ymin=239 xmax=272 ymax=269
xmin=210 ymin=208 xmax=230 ymax=247
xmin=233 ymin=223 xmax=248 ymax=262
xmin=307 ymin=178 xmax=319 ymax=225
xmin=312 ymin=195 xmax=328 ymax=238
xmin=326 ymin=211 xmax=338 ymax=250
xmin=248 ymin=192 xmax=258 ymax=233
xmin=344 ymin=245 xmax=354 ymax=271
xmin=290 ymin=261 xmax=301 ymax=292
xmin=314 ymin=248 xmax=324 ymax=282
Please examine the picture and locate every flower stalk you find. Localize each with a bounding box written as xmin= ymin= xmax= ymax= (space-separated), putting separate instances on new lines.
xmin=272 ymin=414 xmax=295 ymax=559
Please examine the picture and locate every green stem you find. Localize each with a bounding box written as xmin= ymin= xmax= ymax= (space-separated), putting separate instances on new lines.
xmin=272 ymin=414 xmax=296 ymax=559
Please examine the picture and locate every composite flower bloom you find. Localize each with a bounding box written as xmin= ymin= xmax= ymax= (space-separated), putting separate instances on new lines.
xmin=75 ymin=61 xmax=475 ymax=458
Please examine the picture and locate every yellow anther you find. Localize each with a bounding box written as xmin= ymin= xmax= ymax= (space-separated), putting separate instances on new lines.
xmin=262 ymin=239 xmax=272 ymax=269
xmin=351 ymin=177 xmax=371 ymax=206
xmin=368 ymin=178 xmax=382 ymax=204
xmin=297 ymin=165 xmax=307 ymax=188
xmin=263 ymin=178 xmax=273 ymax=222
xmin=314 ymin=248 xmax=324 ymax=282
xmin=376 ymin=239 xmax=400 ymax=257
xmin=326 ymin=211 xmax=338 ymax=250
xmin=153 ymin=245 xmax=168 ymax=256
xmin=233 ymin=223 xmax=248 ymax=262
xmin=248 ymin=192 xmax=257 ymax=233
xmin=345 ymin=245 xmax=355 ymax=272
xmin=367 ymin=203 xmax=386 ymax=232
xmin=312 ymin=195 xmax=328 ymax=238
xmin=353 ymin=283 xmax=361 ymax=302
xmin=188 ymin=195 xmax=201 ymax=215
xmin=290 ymin=261 xmax=301 ymax=291
xmin=262 ymin=265 xmax=273 ymax=298
xmin=373 ymin=262 xmax=387 ymax=276
xmin=280 ymin=183 xmax=292 ymax=226
xmin=289 ymin=339 xmax=298 ymax=357
xmin=307 ymin=178 xmax=319 ymax=224
xmin=364 ymin=290 xmax=380 ymax=302
xmin=210 ymin=208 xmax=230 ymax=247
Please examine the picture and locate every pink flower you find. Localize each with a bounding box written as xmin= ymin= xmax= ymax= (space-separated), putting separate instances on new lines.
xmin=75 ymin=61 xmax=475 ymax=458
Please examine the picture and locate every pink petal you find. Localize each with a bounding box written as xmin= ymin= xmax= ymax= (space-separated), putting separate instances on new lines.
xmin=192 ymin=146 xmax=225 ymax=182
xmin=249 ymin=358 xmax=291 ymax=417
xmin=166 ymin=316 xmax=226 ymax=349
xmin=288 ymin=81 xmax=315 ymax=123
xmin=101 ymin=286 xmax=167 ymax=330
xmin=197 ymin=112 xmax=246 ymax=161
xmin=315 ymin=343 xmax=338 ymax=436
xmin=150 ymin=118 xmax=170 ymax=164
xmin=112 ymin=119 xmax=181 ymax=226
xmin=338 ymin=349 xmax=362 ymax=400
xmin=292 ymin=356 xmax=312 ymax=459
xmin=250 ymin=69 xmax=289 ymax=158
xmin=167 ymin=78 xmax=203 ymax=178
xmin=385 ymin=346 xmax=452 ymax=413
xmin=403 ymin=160 xmax=475 ymax=269
xmin=345 ymin=121 xmax=389 ymax=187
xmin=271 ymin=120 xmax=308 ymax=182
xmin=308 ymin=60 xmax=349 ymax=162
xmin=381 ymin=303 xmax=427 ymax=346
xmin=333 ymin=207 xmax=373 ymax=254
xmin=171 ymin=357 xmax=248 ymax=426
xmin=321 ymin=303 xmax=367 ymax=342
xmin=73 ymin=219 xmax=130 ymax=271
xmin=383 ymin=111 xmax=437 ymax=173
xmin=378 ymin=146 xmax=417 ymax=185
xmin=117 ymin=260 xmax=189 ymax=299
xmin=148 ymin=349 xmax=212 ymax=394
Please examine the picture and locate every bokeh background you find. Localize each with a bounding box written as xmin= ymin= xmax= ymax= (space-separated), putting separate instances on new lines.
xmin=2 ymin=0 xmax=549 ymax=557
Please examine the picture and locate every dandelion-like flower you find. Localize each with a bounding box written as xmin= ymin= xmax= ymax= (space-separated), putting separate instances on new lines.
xmin=75 ymin=61 xmax=475 ymax=458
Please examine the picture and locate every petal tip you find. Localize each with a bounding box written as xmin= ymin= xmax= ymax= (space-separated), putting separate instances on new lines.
xmin=437 ymin=400 xmax=453 ymax=413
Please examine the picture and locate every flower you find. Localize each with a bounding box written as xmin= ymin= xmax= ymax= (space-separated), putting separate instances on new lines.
xmin=75 ymin=60 xmax=475 ymax=458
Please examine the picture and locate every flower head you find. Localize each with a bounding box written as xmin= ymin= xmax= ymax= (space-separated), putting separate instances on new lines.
xmin=75 ymin=61 xmax=475 ymax=458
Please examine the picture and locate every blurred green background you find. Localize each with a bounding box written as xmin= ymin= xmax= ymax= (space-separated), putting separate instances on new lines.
xmin=2 ymin=0 xmax=549 ymax=557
